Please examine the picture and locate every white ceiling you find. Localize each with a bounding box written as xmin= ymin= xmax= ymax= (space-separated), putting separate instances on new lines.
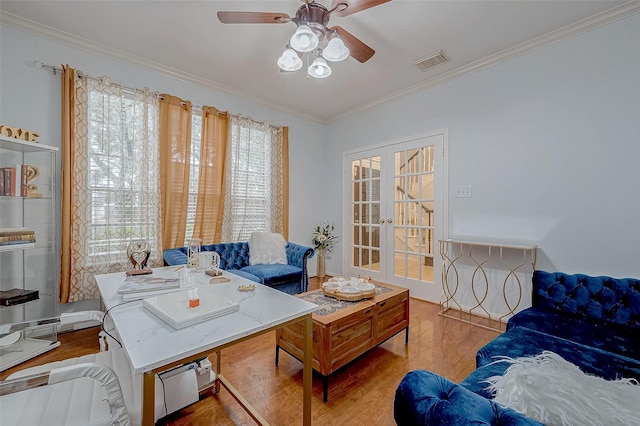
xmin=1 ymin=1 xmax=636 ymax=122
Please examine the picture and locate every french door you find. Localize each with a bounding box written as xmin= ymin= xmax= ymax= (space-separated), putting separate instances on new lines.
xmin=344 ymin=132 xmax=447 ymax=301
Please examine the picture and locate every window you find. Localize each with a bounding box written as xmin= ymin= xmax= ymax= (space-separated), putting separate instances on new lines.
xmin=184 ymin=112 xmax=201 ymax=243
xmin=86 ymin=85 xmax=160 ymax=263
xmin=222 ymin=116 xmax=284 ymax=242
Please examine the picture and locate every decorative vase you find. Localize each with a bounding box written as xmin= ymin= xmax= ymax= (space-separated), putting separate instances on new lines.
xmin=317 ymin=250 xmax=326 ymax=280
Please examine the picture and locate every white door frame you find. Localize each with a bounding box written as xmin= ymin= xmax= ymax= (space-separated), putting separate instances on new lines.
xmin=342 ymin=130 xmax=448 ymax=302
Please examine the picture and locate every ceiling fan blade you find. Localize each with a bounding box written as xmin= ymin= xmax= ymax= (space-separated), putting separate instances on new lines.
xmin=332 ymin=26 xmax=375 ymax=63
xmin=330 ymin=0 xmax=391 ymax=17
xmin=217 ymin=11 xmax=291 ymax=24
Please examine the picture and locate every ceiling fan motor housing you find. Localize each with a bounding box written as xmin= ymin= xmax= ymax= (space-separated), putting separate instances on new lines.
xmin=295 ymin=3 xmax=331 ymax=40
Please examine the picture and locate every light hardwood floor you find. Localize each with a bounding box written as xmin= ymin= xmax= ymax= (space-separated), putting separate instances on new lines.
xmin=1 ymin=278 xmax=499 ymax=425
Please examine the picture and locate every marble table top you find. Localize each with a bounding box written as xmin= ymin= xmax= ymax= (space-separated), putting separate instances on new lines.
xmin=96 ymin=266 xmax=318 ymax=375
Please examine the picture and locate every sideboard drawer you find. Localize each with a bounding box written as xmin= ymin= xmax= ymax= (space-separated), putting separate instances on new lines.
xmin=374 ymin=290 xmax=409 ymax=344
xmin=329 ymin=306 xmax=374 ymax=372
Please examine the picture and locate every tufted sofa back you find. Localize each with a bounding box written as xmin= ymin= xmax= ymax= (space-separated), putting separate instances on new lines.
xmin=201 ymin=242 xmax=251 ymax=270
xmin=532 ymin=270 xmax=640 ymax=329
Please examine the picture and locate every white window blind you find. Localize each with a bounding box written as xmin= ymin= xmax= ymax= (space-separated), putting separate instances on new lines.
xmin=223 ymin=116 xmax=281 ymax=242
xmin=184 ymin=112 xmax=201 ymax=244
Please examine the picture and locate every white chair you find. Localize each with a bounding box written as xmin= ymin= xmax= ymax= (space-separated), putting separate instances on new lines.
xmin=0 ymin=312 xmax=142 ymax=426
xmin=1 ymin=352 xmax=134 ymax=426
xmin=0 ymin=311 xmax=208 ymax=425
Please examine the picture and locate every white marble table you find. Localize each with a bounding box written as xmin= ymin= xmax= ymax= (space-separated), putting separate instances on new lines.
xmin=96 ymin=266 xmax=317 ymax=425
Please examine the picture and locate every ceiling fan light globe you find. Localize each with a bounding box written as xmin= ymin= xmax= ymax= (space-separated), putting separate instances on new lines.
xmin=290 ymin=24 xmax=319 ymax=52
xmin=322 ymin=37 xmax=349 ymax=62
xmin=278 ymin=49 xmax=303 ymax=71
xmin=308 ymin=57 xmax=332 ymax=79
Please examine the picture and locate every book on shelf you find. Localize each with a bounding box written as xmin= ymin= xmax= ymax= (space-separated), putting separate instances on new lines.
xmin=0 ymin=234 xmax=36 ymax=242
xmin=0 ymin=165 xmax=32 ymax=196
xmin=117 ymin=275 xmax=181 ymax=295
xmin=0 ymin=227 xmax=36 ymax=236
xmin=0 ymin=228 xmax=36 ymax=245
xmin=0 ymin=240 xmax=35 ymax=247
xmin=1 ymin=167 xmax=14 ymax=196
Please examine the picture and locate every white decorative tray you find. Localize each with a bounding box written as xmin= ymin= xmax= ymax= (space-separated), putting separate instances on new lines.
xmin=322 ymin=277 xmax=376 ymax=301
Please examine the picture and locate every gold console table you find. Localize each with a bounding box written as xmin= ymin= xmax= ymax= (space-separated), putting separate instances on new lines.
xmin=439 ymin=239 xmax=537 ymax=332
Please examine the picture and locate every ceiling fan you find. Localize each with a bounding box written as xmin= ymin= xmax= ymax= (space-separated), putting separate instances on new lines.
xmin=217 ymin=0 xmax=391 ymax=78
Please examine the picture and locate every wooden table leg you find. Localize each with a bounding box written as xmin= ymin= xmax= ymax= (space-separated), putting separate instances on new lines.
xmin=142 ymin=371 xmax=155 ymax=425
xmin=303 ymin=313 xmax=312 ymax=426
xmin=322 ymin=375 xmax=329 ymax=402
xmin=214 ymin=350 xmax=221 ymax=394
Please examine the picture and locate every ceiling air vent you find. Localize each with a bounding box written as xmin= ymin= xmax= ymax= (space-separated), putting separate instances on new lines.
xmin=414 ymin=50 xmax=449 ymax=72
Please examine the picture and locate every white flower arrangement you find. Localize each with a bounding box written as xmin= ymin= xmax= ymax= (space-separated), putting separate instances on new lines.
xmin=311 ymin=221 xmax=339 ymax=253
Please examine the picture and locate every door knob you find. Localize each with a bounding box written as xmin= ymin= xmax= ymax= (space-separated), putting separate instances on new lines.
xmin=379 ymin=219 xmax=385 ymax=224
xmin=386 ymin=218 xmax=393 ymax=223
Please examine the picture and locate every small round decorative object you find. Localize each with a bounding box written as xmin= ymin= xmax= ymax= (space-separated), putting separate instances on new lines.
xmin=238 ymin=284 xmax=256 ymax=292
xmin=322 ymin=276 xmax=376 ymax=301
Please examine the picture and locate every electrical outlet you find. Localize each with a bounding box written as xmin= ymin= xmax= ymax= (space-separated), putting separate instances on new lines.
xmin=455 ymin=185 xmax=473 ymax=198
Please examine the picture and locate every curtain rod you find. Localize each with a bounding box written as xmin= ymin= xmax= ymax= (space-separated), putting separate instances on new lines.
xmin=39 ymin=62 xmax=228 ymax=115
xmin=38 ymin=61 xmax=152 ymax=97
xmin=157 ymin=95 xmax=227 ymax=116
xmin=37 ymin=61 xmax=276 ymax=125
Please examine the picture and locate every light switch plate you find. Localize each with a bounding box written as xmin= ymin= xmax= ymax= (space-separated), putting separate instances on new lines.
xmin=455 ymin=185 xmax=473 ymax=198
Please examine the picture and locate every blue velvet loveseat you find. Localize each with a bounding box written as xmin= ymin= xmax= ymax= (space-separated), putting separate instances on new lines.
xmin=163 ymin=241 xmax=314 ymax=295
xmin=394 ymin=270 xmax=640 ymax=425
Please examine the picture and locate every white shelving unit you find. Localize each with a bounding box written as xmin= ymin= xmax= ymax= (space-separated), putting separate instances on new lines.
xmin=0 ymin=135 xmax=60 ymax=371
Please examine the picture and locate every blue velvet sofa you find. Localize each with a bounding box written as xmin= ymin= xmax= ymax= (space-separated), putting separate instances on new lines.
xmin=163 ymin=241 xmax=314 ymax=295
xmin=394 ymin=270 xmax=640 ymax=425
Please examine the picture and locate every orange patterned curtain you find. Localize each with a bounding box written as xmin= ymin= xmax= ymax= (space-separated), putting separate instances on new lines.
xmin=191 ymin=106 xmax=229 ymax=244
xmin=60 ymin=69 xmax=161 ymax=302
xmin=159 ymin=95 xmax=192 ymax=250
xmin=59 ymin=65 xmax=75 ymax=303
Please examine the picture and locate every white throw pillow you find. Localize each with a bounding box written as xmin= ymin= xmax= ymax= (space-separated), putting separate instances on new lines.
xmin=249 ymin=232 xmax=287 ymax=265
xmin=484 ymin=351 xmax=640 ymax=426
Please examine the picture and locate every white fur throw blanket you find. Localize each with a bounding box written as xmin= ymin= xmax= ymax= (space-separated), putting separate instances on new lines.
xmin=484 ymin=351 xmax=640 ymax=426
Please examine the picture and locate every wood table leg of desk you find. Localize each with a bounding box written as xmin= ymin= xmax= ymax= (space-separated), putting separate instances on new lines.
xmin=142 ymin=371 xmax=155 ymax=425
xmin=303 ymin=313 xmax=312 ymax=426
xmin=214 ymin=350 xmax=221 ymax=394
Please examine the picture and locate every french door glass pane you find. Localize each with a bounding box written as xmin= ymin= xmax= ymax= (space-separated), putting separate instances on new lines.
xmin=421 ymin=174 xmax=434 ymax=199
xmin=393 ymin=146 xmax=435 ymax=281
xmin=362 ymin=248 xmax=370 ymax=268
xmin=351 ymin=156 xmax=381 ymax=272
xmin=422 ymin=146 xmax=434 ymax=172
xmin=371 ymin=249 xmax=381 ymax=272
xmin=363 ymin=226 xmax=370 ymax=246
xmin=362 ymin=203 xmax=369 ymax=224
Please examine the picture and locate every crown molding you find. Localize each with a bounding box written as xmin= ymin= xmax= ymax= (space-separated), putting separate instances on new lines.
xmin=0 ymin=11 xmax=324 ymax=124
xmin=325 ymin=1 xmax=640 ymax=123
xmin=3 ymin=2 xmax=639 ymax=125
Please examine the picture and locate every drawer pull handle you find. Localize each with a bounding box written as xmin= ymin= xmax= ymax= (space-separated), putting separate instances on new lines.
xmin=379 ymin=302 xmax=387 ymax=307
xmin=365 ymin=309 xmax=372 ymax=314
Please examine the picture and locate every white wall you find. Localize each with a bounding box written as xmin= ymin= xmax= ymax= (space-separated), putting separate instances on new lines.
xmin=2 ymin=11 xmax=639 ymax=314
xmin=325 ymin=12 xmax=640 ymax=280
xmin=0 ymin=24 xmax=327 ymax=310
